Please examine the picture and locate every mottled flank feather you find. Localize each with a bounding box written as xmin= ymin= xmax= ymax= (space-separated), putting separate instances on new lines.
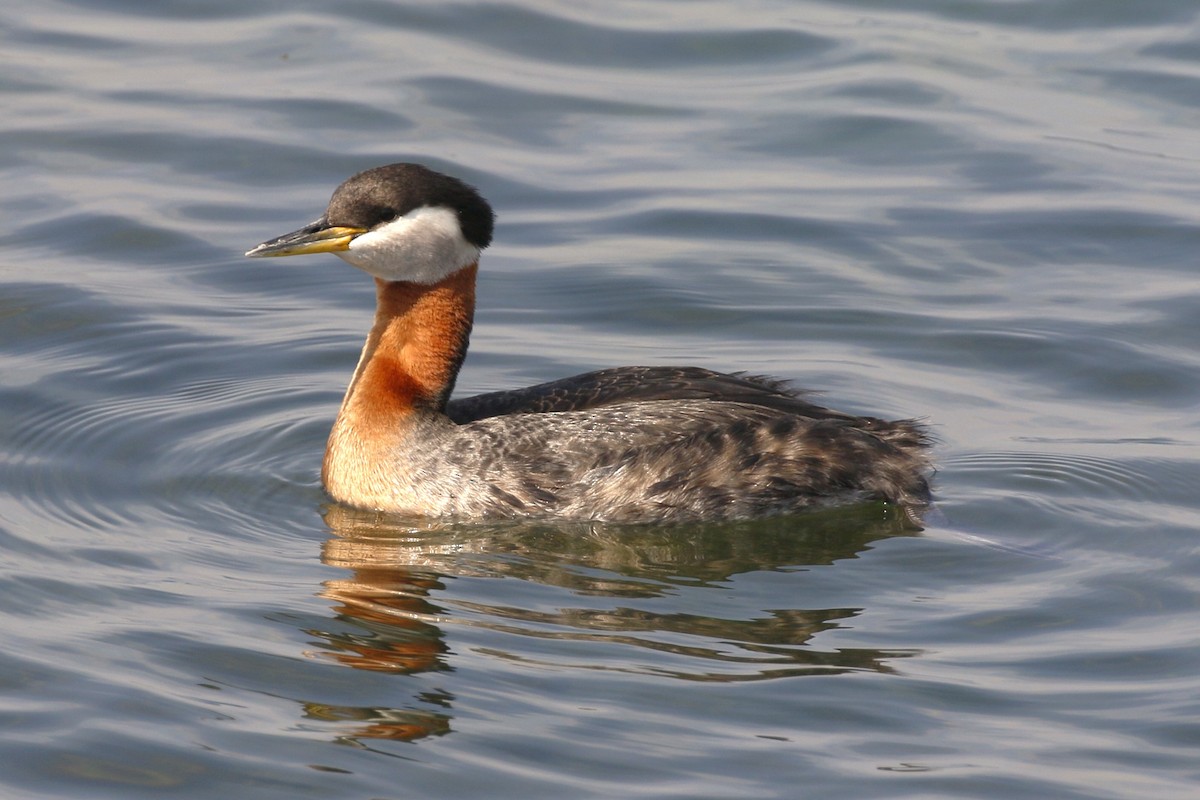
xmin=386 ymin=396 xmax=932 ymax=523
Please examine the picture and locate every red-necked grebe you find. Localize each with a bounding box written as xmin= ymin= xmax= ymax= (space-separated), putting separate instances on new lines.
xmin=246 ymin=163 xmax=932 ymax=522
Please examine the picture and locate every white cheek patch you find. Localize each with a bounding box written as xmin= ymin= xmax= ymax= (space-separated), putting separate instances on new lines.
xmin=338 ymin=206 xmax=480 ymax=283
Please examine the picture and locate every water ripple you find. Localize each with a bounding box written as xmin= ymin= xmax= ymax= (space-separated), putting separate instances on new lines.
xmin=946 ymin=450 xmax=1199 ymax=506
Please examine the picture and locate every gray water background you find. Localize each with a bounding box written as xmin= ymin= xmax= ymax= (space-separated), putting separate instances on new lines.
xmin=2 ymin=1 xmax=1199 ymax=798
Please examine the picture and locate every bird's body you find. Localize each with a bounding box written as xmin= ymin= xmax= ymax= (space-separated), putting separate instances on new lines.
xmin=247 ymin=163 xmax=932 ymax=523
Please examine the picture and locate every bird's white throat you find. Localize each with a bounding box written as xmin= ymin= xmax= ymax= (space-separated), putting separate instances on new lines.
xmin=338 ymin=205 xmax=480 ymax=284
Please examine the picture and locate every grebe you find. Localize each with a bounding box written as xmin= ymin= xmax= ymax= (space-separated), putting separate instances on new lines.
xmin=246 ymin=163 xmax=932 ymax=522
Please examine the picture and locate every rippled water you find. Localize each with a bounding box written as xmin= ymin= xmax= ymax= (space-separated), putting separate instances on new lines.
xmin=3 ymin=1 xmax=1200 ymax=798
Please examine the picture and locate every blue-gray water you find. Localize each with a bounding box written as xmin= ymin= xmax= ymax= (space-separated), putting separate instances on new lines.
xmin=3 ymin=1 xmax=1200 ymax=798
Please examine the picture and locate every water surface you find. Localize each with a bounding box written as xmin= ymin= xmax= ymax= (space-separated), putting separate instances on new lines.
xmin=2 ymin=1 xmax=1200 ymax=798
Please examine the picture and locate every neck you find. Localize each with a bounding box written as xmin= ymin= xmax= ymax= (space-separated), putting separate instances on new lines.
xmin=322 ymin=263 xmax=477 ymax=502
xmin=340 ymin=263 xmax=477 ymax=419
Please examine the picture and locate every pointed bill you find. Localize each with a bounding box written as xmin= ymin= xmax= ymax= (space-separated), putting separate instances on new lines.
xmin=245 ymin=219 xmax=368 ymax=258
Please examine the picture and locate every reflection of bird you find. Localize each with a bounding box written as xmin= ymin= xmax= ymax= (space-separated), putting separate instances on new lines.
xmin=247 ymin=163 xmax=932 ymax=522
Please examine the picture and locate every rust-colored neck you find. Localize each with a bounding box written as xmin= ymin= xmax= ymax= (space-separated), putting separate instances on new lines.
xmin=338 ymin=263 xmax=477 ymax=423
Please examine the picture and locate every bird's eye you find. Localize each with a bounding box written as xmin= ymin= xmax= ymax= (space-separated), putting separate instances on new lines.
xmin=358 ymin=206 xmax=397 ymax=228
